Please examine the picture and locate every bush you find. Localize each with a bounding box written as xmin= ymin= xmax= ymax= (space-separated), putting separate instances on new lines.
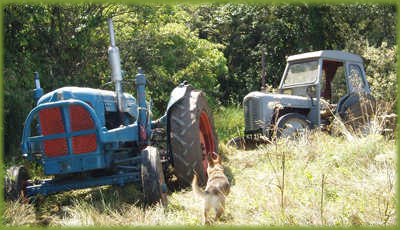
xmin=116 ymin=18 xmax=228 ymax=115
xmin=345 ymin=40 xmax=397 ymax=111
xmin=214 ymin=106 xmax=244 ymax=143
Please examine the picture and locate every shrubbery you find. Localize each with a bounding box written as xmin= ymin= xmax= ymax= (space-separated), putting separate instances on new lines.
xmin=3 ymin=3 xmax=396 ymax=160
xmin=345 ymin=40 xmax=397 ymax=107
xmin=116 ymin=21 xmax=227 ymax=114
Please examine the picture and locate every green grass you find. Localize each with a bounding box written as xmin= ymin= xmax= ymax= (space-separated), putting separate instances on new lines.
xmin=3 ymin=106 xmax=397 ymax=227
xmin=214 ymin=105 xmax=244 ymax=143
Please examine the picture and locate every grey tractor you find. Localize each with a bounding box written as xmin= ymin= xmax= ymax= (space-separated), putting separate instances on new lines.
xmin=231 ymin=50 xmax=375 ymax=147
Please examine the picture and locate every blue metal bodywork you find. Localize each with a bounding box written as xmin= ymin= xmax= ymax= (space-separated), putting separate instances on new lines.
xmin=21 ymin=72 xmax=189 ymax=197
xmin=18 ymin=17 xmax=192 ymax=198
xmin=27 ymin=172 xmax=140 ymax=197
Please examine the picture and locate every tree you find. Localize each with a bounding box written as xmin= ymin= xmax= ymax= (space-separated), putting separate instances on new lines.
xmin=3 ymin=3 xmax=111 ymax=159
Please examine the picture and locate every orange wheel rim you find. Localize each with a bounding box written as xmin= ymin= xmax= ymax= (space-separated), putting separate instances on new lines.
xmin=199 ymin=111 xmax=215 ymax=176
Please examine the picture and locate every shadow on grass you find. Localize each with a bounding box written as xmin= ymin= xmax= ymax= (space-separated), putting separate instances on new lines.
xmin=31 ymin=183 xmax=145 ymax=226
xmin=223 ymin=166 xmax=235 ymax=186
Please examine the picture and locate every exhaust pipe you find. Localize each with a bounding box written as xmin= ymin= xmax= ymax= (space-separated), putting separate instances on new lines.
xmin=107 ymin=18 xmax=125 ymax=112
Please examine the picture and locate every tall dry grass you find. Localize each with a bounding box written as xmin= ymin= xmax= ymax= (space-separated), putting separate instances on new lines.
xmin=3 ymin=107 xmax=397 ymax=227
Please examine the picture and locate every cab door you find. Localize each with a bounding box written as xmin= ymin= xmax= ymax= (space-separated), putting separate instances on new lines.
xmin=346 ymin=62 xmax=370 ymax=94
xmin=335 ymin=62 xmax=375 ymax=125
xmin=336 ymin=62 xmax=367 ymax=113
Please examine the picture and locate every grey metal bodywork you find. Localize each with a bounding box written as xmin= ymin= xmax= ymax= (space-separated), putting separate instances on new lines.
xmin=243 ymin=50 xmax=371 ymax=136
xmin=244 ymin=92 xmax=314 ymax=135
xmin=287 ymin=50 xmax=363 ymax=63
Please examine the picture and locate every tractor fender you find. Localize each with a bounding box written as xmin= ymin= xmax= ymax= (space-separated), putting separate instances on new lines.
xmin=165 ymin=82 xmax=192 ymax=114
xmin=154 ymin=82 xmax=192 ymax=125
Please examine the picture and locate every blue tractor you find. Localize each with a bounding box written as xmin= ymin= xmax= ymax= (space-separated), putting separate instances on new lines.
xmin=4 ymin=18 xmax=218 ymax=205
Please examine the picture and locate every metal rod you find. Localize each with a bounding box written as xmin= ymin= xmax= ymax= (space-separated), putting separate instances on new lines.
xmin=107 ymin=18 xmax=124 ymax=112
xmin=261 ymin=47 xmax=266 ymax=91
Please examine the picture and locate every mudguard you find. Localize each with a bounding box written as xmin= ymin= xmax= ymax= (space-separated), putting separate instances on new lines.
xmin=166 ymin=82 xmax=192 ymax=114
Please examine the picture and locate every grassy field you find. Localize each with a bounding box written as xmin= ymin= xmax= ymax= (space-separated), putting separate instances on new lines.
xmin=3 ymin=107 xmax=397 ymax=227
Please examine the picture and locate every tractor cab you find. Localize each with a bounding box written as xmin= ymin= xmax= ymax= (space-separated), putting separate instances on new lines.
xmin=279 ymin=50 xmax=372 ymax=128
xmin=242 ymin=50 xmax=375 ymax=139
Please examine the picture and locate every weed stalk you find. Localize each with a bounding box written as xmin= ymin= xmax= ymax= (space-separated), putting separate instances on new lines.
xmin=320 ymin=173 xmax=326 ymax=225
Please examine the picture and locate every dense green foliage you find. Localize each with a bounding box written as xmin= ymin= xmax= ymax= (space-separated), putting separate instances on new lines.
xmin=113 ymin=6 xmax=228 ymax=112
xmin=4 ymin=4 xmax=111 ymax=158
xmin=3 ymin=3 xmax=396 ymax=159
xmin=185 ymin=3 xmax=396 ymax=103
xmin=214 ymin=105 xmax=244 ymax=142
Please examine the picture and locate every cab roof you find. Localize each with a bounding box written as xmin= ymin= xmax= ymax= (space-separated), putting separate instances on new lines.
xmin=287 ymin=50 xmax=363 ymax=63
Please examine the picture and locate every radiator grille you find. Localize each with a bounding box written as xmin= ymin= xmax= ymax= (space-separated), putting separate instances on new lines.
xmin=244 ymin=97 xmax=262 ymax=132
xmin=39 ymin=103 xmax=97 ymax=158
xmin=39 ymin=107 xmax=68 ymax=158
xmin=69 ymin=105 xmax=97 ymax=154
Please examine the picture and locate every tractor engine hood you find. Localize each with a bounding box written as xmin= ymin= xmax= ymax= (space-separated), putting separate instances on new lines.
xmin=243 ymin=91 xmax=312 ymax=135
xmin=37 ymin=87 xmax=138 ymax=127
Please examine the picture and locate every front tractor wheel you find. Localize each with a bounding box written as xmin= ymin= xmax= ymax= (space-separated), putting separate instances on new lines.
xmin=4 ymin=166 xmax=30 ymax=201
xmin=141 ymin=146 xmax=168 ymax=206
xmin=275 ymin=113 xmax=311 ymax=138
xmin=169 ymin=89 xmax=218 ymax=186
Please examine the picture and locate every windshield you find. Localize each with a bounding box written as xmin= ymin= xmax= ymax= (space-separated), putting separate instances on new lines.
xmin=282 ymin=60 xmax=319 ymax=87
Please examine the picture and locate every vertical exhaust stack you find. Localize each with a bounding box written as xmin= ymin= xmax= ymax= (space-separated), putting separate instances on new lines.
xmin=107 ymin=18 xmax=125 ymax=112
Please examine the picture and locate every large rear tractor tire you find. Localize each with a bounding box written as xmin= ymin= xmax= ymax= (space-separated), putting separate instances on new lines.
xmin=4 ymin=166 xmax=30 ymax=201
xmin=141 ymin=146 xmax=168 ymax=206
xmin=169 ymin=88 xmax=218 ymax=186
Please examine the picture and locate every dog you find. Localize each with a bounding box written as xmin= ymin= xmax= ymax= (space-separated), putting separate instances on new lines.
xmin=192 ymin=153 xmax=230 ymax=225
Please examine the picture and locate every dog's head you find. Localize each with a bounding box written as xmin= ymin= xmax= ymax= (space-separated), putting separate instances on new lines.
xmin=207 ymin=152 xmax=223 ymax=174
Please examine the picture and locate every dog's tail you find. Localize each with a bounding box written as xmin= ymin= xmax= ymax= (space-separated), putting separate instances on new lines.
xmin=192 ymin=173 xmax=207 ymax=199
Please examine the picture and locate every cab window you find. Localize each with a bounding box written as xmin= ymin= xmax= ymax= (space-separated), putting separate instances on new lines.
xmin=348 ymin=64 xmax=366 ymax=92
xmin=283 ymin=60 xmax=319 ymax=87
